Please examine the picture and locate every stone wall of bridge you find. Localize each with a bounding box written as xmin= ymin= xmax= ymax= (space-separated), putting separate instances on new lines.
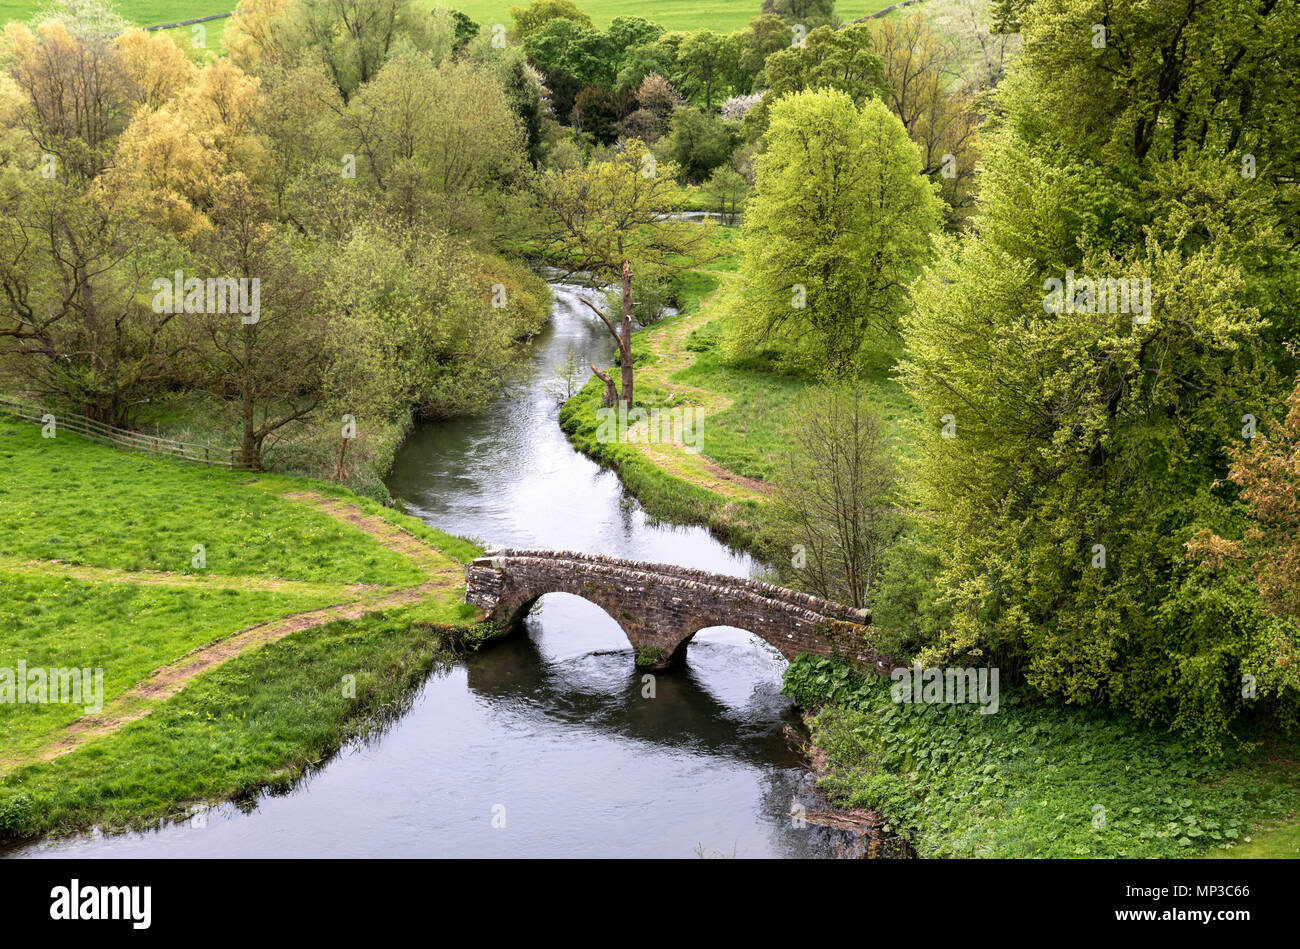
xmin=465 ymin=549 xmax=888 ymax=670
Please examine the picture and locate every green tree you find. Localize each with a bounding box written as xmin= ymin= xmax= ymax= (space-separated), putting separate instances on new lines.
xmin=744 ymin=22 xmax=889 ymax=140
xmin=536 ymin=140 xmax=714 ymax=408
xmin=772 ymin=384 xmax=901 ymax=610
xmin=677 ymin=29 xmax=735 ymax=108
xmin=737 ymin=13 xmax=794 ymax=89
xmin=760 ymin=0 xmax=837 ymax=29
xmin=701 ymin=164 xmax=748 ymax=224
xmin=509 ymin=0 xmax=591 ymax=40
xmin=896 ymin=0 xmax=1299 ymax=749
xmin=244 ymin=0 xmax=436 ymax=100
xmin=727 ymin=89 xmax=941 ymax=372
xmin=662 ymin=108 xmax=738 ymax=183
xmin=342 ymin=54 xmax=530 ymax=239
xmin=523 ymin=16 xmax=614 ymax=88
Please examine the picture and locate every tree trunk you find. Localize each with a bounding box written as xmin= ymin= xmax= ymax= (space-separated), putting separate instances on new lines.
xmin=590 ymin=366 xmax=618 ymax=407
xmin=240 ymin=322 xmax=260 ymax=470
xmin=618 ymin=261 xmax=634 ymax=410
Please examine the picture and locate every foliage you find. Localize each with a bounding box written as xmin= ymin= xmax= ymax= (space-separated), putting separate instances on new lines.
xmin=783 ymin=655 xmax=1300 ymax=858
xmin=896 ymin=0 xmax=1300 ymax=749
xmin=661 ymin=107 xmax=737 ymax=184
xmin=726 ymin=89 xmax=941 ymax=372
xmin=535 ymin=138 xmax=713 ymax=283
xmin=509 ymin=0 xmax=591 ymax=39
xmin=769 ymin=384 xmax=901 ymax=609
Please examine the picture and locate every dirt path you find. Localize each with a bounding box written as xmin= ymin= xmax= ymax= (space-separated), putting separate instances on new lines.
xmin=0 ymin=556 xmax=375 ymax=599
xmin=626 ymin=272 xmax=772 ymax=502
xmin=0 ymin=493 xmax=470 ymax=775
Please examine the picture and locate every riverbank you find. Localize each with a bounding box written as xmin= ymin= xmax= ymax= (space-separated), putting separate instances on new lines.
xmin=0 ymin=422 xmax=488 ymax=845
xmin=559 ymin=241 xmax=1300 ymax=859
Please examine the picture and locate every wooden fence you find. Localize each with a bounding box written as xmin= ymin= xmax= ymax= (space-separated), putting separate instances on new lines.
xmin=0 ymin=395 xmax=250 ymax=470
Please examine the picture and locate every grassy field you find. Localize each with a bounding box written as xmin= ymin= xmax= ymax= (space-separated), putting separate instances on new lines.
xmin=0 ymin=1 xmax=902 ymax=50
xmin=0 ymin=1 xmax=231 ymax=52
xmin=0 ymin=418 xmax=485 ymax=843
xmin=434 ymin=0 xmax=900 ymax=32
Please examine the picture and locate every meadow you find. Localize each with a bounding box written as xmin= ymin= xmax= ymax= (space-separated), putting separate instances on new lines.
xmin=0 ymin=420 xmax=484 ymax=842
xmin=432 ymin=0 xmax=900 ymax=32
xmin=0 ymin=1 xmax=902 ymax=51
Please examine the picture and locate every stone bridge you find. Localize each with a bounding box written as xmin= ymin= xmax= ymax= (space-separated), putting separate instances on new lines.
xmin=465 ymin=549 xmax=888 ymax=670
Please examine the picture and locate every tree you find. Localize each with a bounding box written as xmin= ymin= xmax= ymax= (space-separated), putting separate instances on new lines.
xmin=190 ymin=176 xmax=326 ymax=470
xmin=662 ymin=107 xmax=737 ymax=184
xmin=0 ymin=21 xmax=186 ymax=423
xmin=3 ymin=19 xmax=131 ymax=182
xmin=727 ymin=89 xmax=941 ymax=372
xmin=522 ymin=16 xmax=614 ymax=89
xmin=446 ymin=8 xmax=479 ymax=52
xmin=323 ymin=224 xmax=545 ymax=422
xmin=618 ymin=72 xmax=684 ymax=142
xmin=226 ymin=0 xmax=434 ymax=100
xmin=0 ymin=176 xmax=183 ymax=424
xmin=895 ymin=0 xmax=1298 ymax=749
xmin=342 ymin=54 xmax=529 ymax=239
xmin=760 ymin=0 xmax=837 ymax=29
xmin=1189 ymin=372 xmax=1300 ymax=623
xmin=737 ymin=13 xmax=794 ymax=85
xmin=677 ymin=30 xmax=734 ymax=109
xmin=763 ymin=22 xmax=888 ymax=104
xmin=867 ymin=13 xmax=979 ymax=216
xmin=614 ymin=33 xmax=683 ymax=93
xmin=535 ymin=140 xmax=714 ymax=408
xmin=744 ymin=22 xmax=889 ymax=141
xmin=701 ymin=164 xmax=748 ymax=223
xmin=928 ymin=0 xmax=1020 ymax=91
xmin=509 ymin=0 xmax=591 ymax=40
xmin=28 ymin=0 xmax=128 ymax=40
xmin=570 ymin=85 xmax=619 ymax=143
xmin=772 ymin=384 xmax=901 ymax=609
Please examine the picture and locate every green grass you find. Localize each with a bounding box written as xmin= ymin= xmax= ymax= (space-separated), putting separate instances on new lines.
xmin=0 ymin=1 xmax=231 ymax=52
xmin=785 ymin=655 xmax=1300 ymax=859
xmin=0 ymin=424 xmax=429 ymax=585
xmin=0 ymin=567 xmax=341 ymax=761
xmin=428 ymin=0 xmax=900 ymax=33
xmin=0 ymin=604 xmax=490 ymax=844
xmin=0 ymin=0 xmax=902 ymax=42
xmin=1207 ymin=820 xmax=1300 ymax=858
xmin=0 ymin=415 xmax=486 ymax=842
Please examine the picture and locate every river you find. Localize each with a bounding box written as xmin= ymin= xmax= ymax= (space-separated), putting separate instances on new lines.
xmin=10 ymin=281 xmax=837 ymax=859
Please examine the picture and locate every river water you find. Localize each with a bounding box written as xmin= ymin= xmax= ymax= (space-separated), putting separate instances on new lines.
xmin=11 ymin=282 xmax=835 ymax=859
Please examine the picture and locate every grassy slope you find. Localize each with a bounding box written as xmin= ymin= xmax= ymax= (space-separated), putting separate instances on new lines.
xmin=0 ymin=603 xmax=480 ymax=842
xmin=0 ymin=426 xmax=429 ymax=584
xmin=0 ymin=418 xmax=484 ymax=843
xmin=423 ymin=0 xmax=900 ymax=33
xmin=0 ymin=568 xmax=340 ymax=760
xmin=0 ymin=0 xmax=901 ymax=50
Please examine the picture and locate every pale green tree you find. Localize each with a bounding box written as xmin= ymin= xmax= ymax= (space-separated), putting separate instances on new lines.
xmin=727 ymin=89 xmax=941 ymax=372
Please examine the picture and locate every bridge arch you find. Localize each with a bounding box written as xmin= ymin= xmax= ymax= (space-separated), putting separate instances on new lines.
xmin=466 ymin=550 xmax=886 ymax=671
